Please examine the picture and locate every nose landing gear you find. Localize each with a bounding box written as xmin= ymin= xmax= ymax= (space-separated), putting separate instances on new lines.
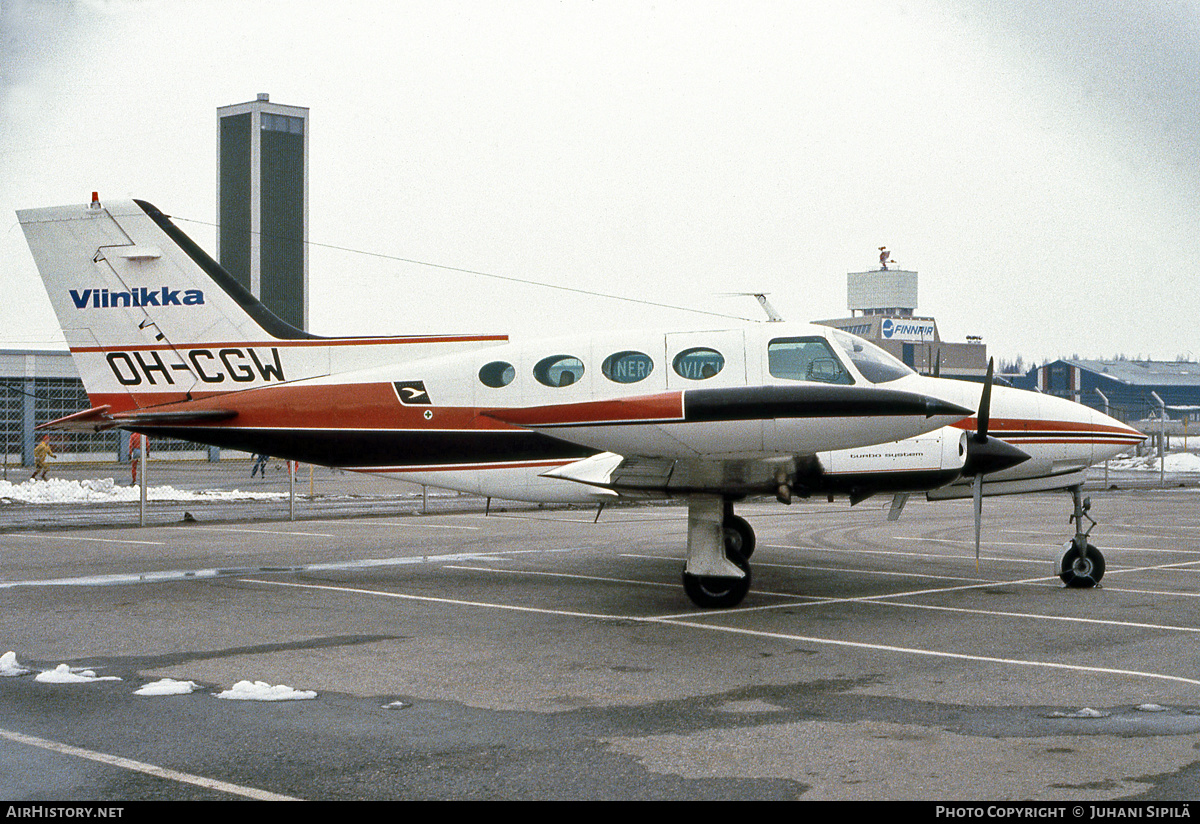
xmin=1056 ymin=485 xmax=1105 ymax=588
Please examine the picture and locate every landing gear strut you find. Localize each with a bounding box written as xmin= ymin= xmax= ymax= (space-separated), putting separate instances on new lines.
xmin=1056 ymin=485 xmax=1105 ymax=588
xmin=682 ymin=495 xmax=756 ymax=608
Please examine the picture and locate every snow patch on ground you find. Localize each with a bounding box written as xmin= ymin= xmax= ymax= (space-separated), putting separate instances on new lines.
xmin=214 ymin=680 xmax=318 ymax=701
xmin=0 ymin=651 xmax=30 ymax=676
xmin=4 ymin=650 xmax=317 ymax=701
xmin=0 ymin=477 xmax=287 ymax=504
xmin=1107 ymin=452 xmax=1200 ymax=473
xmin=34 ymin=663 xmax=121 ymax=683
xmin=134 ymin=678 xmax=200 ymax=696
xmin=1045 ymin=707 xmax=1111 ymax=718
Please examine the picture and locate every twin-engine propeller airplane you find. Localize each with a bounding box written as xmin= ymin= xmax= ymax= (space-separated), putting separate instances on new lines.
xmin=17 ymin=198 xmax=1145 ymax=608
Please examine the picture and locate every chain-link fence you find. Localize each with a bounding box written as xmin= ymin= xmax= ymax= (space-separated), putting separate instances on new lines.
xmin=0 ymin=453 xmax=513 ymax=531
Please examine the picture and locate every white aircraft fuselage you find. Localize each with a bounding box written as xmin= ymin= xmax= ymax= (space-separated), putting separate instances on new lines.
xmin=17 ymin=198 xmax=1145 ymax=607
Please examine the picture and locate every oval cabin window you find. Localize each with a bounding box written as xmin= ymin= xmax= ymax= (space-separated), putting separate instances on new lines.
xmin=478 ymin=361 xmax=516 ymax=388
xmin=672 ymin=347 xmax=725 ymax=380
xmin=533 ymin=355 xmax=585 ymax=388
xmin=602 ymin=351 xmax=654 ymax=384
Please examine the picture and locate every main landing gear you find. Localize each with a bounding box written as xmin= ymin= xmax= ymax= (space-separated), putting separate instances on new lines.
xmin=1056 ymin=484 xmax=1105 ymax=588
xmin=682 ymin=496 xmax=756 ymax=608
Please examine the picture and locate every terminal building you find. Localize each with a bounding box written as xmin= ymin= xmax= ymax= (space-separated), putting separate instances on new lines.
xmin=813 ymin=256 xmax=989 ymax=380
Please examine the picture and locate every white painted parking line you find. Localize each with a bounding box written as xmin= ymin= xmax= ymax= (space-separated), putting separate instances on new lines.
xmin=859 ymin=599 xmax=1200 ymax=635
xmin=483 ymin=513 xmax=624 ymax=524
xmin=249 ymin=578 xmax=630 ymax=621
xmin=365 ymin=522 xmax=481 ymax=530
xmin=624 ymin=553 xmax=991 ymax=585
xmin=895 ymin=535 xmax=1200 ymax=557
xmin=760 ymin=542 xmax=1048 ymax=565
xmin=7 ymin=534 xmax=166 ymax=546
xmin=190 ymin=527 xmax=336 ymax=537
xmin=0 ymin=549 xmax=577 ymax=589
xmin=659 ymin=619 xmax=1200 ymax=690
xmin=0 ymin=728 xmax=299 ymax=801
xmin=246 ymin=577 xmax=1200 ymax=690
xmin=444 ymin=564 xmax=682 ymax=589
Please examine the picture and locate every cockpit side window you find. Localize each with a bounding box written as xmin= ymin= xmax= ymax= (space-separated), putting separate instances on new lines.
xmin=767 ymin=337 xmax=854 ymax=385
xmin=830 ymin=330 xmax=915 ymax=383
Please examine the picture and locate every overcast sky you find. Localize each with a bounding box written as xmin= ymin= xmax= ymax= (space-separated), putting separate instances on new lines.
xmin=2 ymin=0 xmax=1197 ymax=364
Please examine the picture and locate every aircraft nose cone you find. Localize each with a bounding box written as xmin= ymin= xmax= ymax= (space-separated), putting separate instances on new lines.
xmin=962 ymin=435 xmax=1030 ymax=477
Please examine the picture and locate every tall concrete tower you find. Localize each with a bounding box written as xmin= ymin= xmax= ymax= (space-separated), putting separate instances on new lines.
xmin=216 ymin=93 xmax=309 ymax=330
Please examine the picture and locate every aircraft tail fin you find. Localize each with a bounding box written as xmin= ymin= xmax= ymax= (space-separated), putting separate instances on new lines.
xmin=17 ymin=197 xmax=315 ymax=409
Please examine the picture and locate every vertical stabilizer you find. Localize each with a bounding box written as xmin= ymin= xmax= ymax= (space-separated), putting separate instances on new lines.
xmin=18 ymin=198 xmax=311 ymax=409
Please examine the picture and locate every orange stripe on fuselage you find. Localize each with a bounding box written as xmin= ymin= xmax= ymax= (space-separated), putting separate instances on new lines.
xmin=953 ymin=417 xmax=1143 ymax=440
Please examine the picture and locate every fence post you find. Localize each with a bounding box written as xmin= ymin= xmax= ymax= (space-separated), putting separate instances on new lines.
xmin=139 ymin=437 xmax=147 ymax=526
xmin=1151 ymin=392 xmax=1166 ymax=488
xmin=1095 ymin=388 xmax=1110 ymax=488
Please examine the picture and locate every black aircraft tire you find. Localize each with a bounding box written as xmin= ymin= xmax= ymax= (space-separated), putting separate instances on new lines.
xmin=1057 ymin=542 xmax=1105 ymax=588
xmin=682 ymin=551 xmax=751 ymax=609
xmin=723 ymin=515 xmax=756 ymax=560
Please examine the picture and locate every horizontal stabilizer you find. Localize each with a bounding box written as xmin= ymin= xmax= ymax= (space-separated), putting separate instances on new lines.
xmin=37 ymin=405 xmax=237 ymax=433
xmin=35 ymin=405 xmax=115 ymax=432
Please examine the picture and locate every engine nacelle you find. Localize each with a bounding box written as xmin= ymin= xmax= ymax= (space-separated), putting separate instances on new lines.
xmin=809 ymin=427 xmax=967 ymax=501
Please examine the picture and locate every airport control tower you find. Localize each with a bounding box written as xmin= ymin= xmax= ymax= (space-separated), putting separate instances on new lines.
xmin=216 ymin=93 xmax=309 ymax=331
xmin=815 ymin=249 xmax=988 ymax=379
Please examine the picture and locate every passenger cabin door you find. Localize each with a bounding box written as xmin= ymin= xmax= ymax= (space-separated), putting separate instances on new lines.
xmin=664 ymin=330 xmax=762 ymax=457
xmin=664 ymin=330 xmax=747 ymax=389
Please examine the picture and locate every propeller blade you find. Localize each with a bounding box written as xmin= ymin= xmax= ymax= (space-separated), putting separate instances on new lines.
xmin=976 ymin=358 xmax=994 ymax=442
xmin=973 ymin=474 xmax=983 ymax=571
xmin=961 ymin=356 xmax=1030 ymax=478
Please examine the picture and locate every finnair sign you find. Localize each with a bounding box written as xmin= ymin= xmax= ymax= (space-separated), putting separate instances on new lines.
xmin=881 ymin=318 xmax=935 ymax=342
xmin=69 ymin=287 xmax=204 ymax=309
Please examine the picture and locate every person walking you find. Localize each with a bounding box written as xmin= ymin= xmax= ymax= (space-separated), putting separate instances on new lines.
xmin=31 ymin=436 xmax=55 ymax=480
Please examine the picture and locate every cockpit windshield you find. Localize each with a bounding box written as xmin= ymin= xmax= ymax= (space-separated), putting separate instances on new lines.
xmin=830 ymin=330 xmax=915 ymax=384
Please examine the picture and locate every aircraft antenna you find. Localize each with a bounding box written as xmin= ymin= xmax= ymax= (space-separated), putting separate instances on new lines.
xmin=173 ymin=215 xmax=756 ymax=323
xmin=715 ymin=293 xmax=783 ymax=321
